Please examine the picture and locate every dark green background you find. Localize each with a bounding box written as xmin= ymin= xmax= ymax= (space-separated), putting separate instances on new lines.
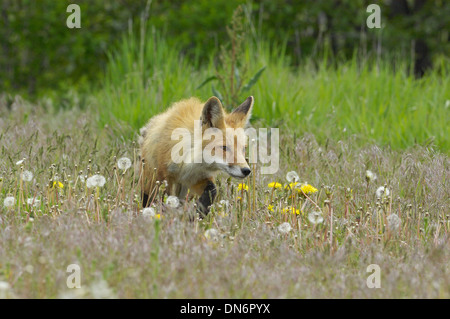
xmin=0 ymin=0 xmax=448 ymax=96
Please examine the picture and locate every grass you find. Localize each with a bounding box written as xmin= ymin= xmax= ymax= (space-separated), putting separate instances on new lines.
xmin=94 ymin=28 xmax=449 ymax=151
xmin=0 ymin=23 xmax=448 ymax=298
xmin=0 ymin=96 xmax=448 ymax=298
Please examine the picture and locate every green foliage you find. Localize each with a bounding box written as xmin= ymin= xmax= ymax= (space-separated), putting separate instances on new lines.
xmin=94 ymin=25 xmax=208 ymax=130
xmin=0 ymin=0 xmax=148 ymax=95
xmin=1 ymin=0 xmax=448 ymax=94
xmin=241 ymin=66 xmax=266 ymax=92
xmin=245 ymin=42 xmax=449 ymax=150
xmin=199 ymin=5 xmax=266 ymax=109
xmin=96 ymin=24 xmax=449 ymax=151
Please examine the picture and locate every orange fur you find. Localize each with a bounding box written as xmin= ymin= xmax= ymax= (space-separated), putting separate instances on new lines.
xmin=138 ymin=96 xmax=253 ymax=205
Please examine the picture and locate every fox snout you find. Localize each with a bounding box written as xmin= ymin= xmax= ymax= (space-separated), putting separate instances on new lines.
xmin=224 ymin=163 xmax=251 ymax=179
xmin=241 ymin=167 xmax=251 ymax=177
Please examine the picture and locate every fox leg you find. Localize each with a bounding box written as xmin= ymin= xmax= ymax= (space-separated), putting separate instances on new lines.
xmin=142 ymin=193 xmax=150 ymax=208
xmin=141 ymin=166 xmax=157 ymax=208
xmin=142 ymin=188 xmax=158 ymax=207
xmin=141 ymin=178 xmax=161 ymax=208
xmin=178 ymin=185 xmax=189 ymax=201
xmin=191 ymin=179 xmax=217 ymax=218
xmin=173 ymin=183 xmax=188 ymax=199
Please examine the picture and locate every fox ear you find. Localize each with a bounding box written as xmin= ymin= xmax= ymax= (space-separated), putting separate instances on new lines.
xmin=201 ymin=96 xmax=225 ymax=129
xmin=228 ymin=96 xmax=254 ymax=127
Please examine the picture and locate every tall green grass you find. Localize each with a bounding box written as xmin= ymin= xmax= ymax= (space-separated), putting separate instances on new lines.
xmin=96 ymin=28 xmax=200 ymax=129
xmin=95 ymin=27 xmax=449 ymax=151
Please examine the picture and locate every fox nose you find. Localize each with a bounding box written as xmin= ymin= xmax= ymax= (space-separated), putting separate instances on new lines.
xmin=241 ymin=167 xmax=251 ymax=177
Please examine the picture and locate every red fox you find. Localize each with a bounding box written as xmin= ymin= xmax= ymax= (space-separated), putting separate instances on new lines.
xmin=138 ymin=96 xmax=254 ymax=216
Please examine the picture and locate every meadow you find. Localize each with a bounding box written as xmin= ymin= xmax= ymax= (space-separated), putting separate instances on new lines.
xmin=0 ymin=27 xmax=449 ymax=298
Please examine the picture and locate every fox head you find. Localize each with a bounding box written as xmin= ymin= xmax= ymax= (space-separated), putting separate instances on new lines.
xmin=200 ymin=96 xmax=254 ymax=179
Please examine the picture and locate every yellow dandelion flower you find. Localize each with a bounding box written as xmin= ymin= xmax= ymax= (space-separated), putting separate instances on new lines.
xmin=299 ymin=184 xmax=318 ymax=195
xmin=155 ymin=214 xmax=161 ymax=220
xmin=237 ymin=183 xmax=248 ymax=191
xmin=281 ymin=207 xmax=301 ymax=215
xmin=268 ymin=205 xmax=274 ymax=212
xmin=284 ymin=182 xmax=298 ymax=190
xmin=52 ymin=181 xmax=64 ymax=189
xmin=268 ymin=182 xmax=282 ymax=189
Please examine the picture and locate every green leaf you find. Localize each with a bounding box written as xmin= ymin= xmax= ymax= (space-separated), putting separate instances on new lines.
xmin=242 ymin=66 xmax=266 ymax=92
xmin=196 ymin=76 xmax=217 ymax=90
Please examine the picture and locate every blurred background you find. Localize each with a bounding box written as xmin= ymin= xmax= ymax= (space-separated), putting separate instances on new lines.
xmin=1 ymin=0 xmax=448 ymax=94
xmin=0 ymin=0 xmax=448 ymax=149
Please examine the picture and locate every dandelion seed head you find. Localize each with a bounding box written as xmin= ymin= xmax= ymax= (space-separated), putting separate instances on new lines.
xmin=286 ymin=171 xmax=299 ymax=183
xmin=86 ymin=175 xmax=106 ymax=188
xmin=365 ymin=170 xmax=376 ymax=182
xmin=278 ymin=222 xmax=292 ymax=234
xmin=3 ymin=196 xmax=15 ymax=208
xmin=0 ymin=281 xmax=11 ymax=291
xmin=89 ymin=280 xmax=115 ymax=299
xmin=387 ymin=214 xmax=401 ymax=231
xmin=117 ymin=157 xmax=132 ymax=171
xmin=21 ymin=170 xmax=33 ymax=182
xmin=204 ymin=228 xmax=219 ymax=241
xmin=0 ymin=280 xmax=12 ymax=299
xmin=308 ymin=211 xmax=324 ymax=224
xmin=142 ymin=207 xmax=156 ymax=217
xmin=24 ymin=265 xmax=34 ymax=274
xmin=58 ymin=287 xmax=87 ymax=299
xmin=27 ymin=198 xmax=41 ymax=207
xmin=376 ymin=186 xmax=390 ymax=198
xmin=86 ymin=178 xmax=94 ymax=188
xmin=165 ymin=196 xmax=179 ymax=208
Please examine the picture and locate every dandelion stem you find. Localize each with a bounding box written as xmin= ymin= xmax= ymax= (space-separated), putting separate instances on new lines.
xmin=269 ymin=186 xmax=275 ymax=204
xmin=18 ymin=167 xmax=23 ymax=216
xmin=252 ymin=162 xmax=256 ymax=215
xmin=300 ymin=189 xmax=321 ymax=211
